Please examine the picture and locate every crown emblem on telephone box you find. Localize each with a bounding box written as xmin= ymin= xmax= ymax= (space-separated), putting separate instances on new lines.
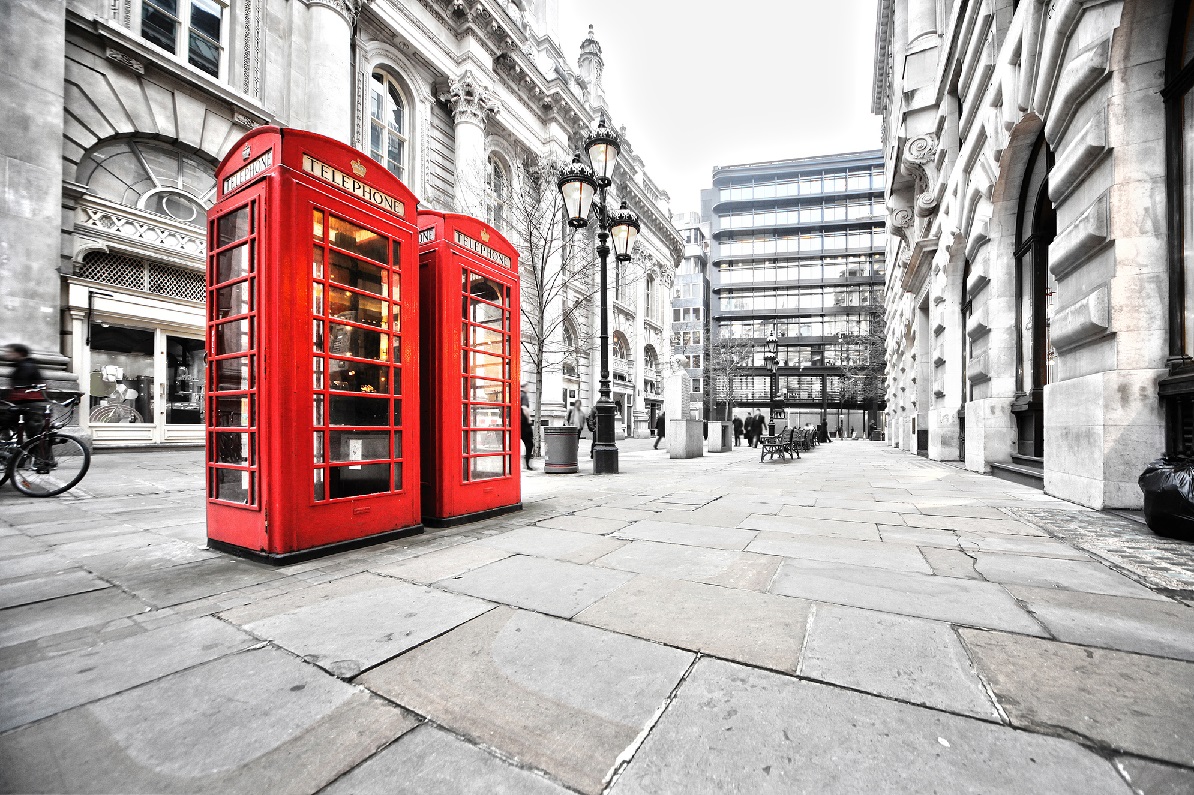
xmin=350 ymin=159 xmax=367 ymax=177
xmin=480 ymin=230 xmax=490 ymax=242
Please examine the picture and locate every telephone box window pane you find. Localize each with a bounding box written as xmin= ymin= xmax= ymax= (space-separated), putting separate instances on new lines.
xmin=466 ymin=350 xmax=506 ymax=380
xmin=215 ymin=281 xmax=251 ymax=319
xmin=217 ymin=207 xmax=251 ymax=247
xmin=329 ymin=431 xmax=389 ymax=463
xmin=469 ymin=274 xmax=505 ymax=305
xmin=213 ymin=468 xmax=250 ymax=504
xmin=328 ymin=359 xmax=389 ymax=393
xmin=393 ymin=462 xmax=403 ymax=490
xmin=469 ymin=405 xmax=508 ymax=428
xmin=313 ymin=247 xmax=324 ymax=278
xmin=314 ymin=357 xmax=324 ymax=389
xmin=467 ymin=378 xmax=507 ymax=404
xmin=214 ymin=396 xmax=251 ymax=427
xmin=313 ymin=209 xmax=325 ymax=241
xmin=313 ymin=320 xmax=325 ymax=352
xmin=392 ymin=399 xmax=402 ymax=425
xmin=314 ymin=469 xmax=325 ymax=501
xmin=313 ymin=395 xmax=324 ymax=425
xmin=329 ymin=394 xmax=389 ymax=426
xmin=314 ymin=432 xmax=324 ymax=464
xmin=214 ymin=356 xmax=251 ymax=391
xmin=213 ymin=320 xmax=250 ymax=356
xmin=392 ymin=369 xmax=402 ymax=395
xmin=392 ymin=240 xmax=401 ymax=272
xmin=393 ymin=431 xmax=402 ymax=459
xmin=468 ymin=455 xmax=506 ymax=481
xmin=328 ymin=286 xmax=388 ymax=327
xmin=216 ymin=244 xmax=250 ymax=284
xmin=328 ymin=464 xmax=390 ymax=498
xmin=313 ymin=283 xmax=323 ymax=315
xmin=469 ymin=299 xmax=504 ymax=328
xmin=328 ymin=216 xmax=389 ymax=264
xmin=329 ymin=250 xmax=387 ymax=297
xmin=466 ymin=323 xmax=504 ymax=351
xmin=328 ymin=322 xmax=387 ymax=361
xmin=467 ymin=430 xmax=507 ymax=454
xmin=212 ymin=433 xmax=252 ymax=464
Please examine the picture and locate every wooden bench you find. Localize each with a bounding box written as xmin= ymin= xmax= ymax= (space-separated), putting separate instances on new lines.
xmin=760 ymin=428 xmax=799 ymax=462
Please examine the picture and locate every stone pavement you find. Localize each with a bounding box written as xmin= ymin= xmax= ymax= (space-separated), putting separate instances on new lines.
xmin=1 ymin=440 xmax=1193 ymax=794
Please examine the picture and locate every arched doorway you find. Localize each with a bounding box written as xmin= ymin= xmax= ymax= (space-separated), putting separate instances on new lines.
xmin=1012 ymin=132 xmax=1056 ymax=458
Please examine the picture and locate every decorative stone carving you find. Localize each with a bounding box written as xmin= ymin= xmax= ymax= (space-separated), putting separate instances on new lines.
xmin=1049 ymin=191 xmax=1109 ymax=279
xmin=1051 ymin=286 xmax=1110 ymax=351
xmin=439 ymin=70 xmax=498 ymax=126
xmin=901 ymin=133 xmax=940 ymax=220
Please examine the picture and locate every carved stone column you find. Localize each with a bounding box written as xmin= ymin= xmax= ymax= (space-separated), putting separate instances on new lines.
xmin=439 ymin=71 xmax=498 ymax=214
xmin=305 ymin=0 xmax=353 ymax=142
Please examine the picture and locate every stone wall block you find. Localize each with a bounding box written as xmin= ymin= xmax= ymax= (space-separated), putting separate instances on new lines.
xmin=140 ymin=80 xmax=179 ymax=142
xmin=1048 ymin=109 xmax=1107 ymax=204
xmin=1049 ymin=191 xmax=1109 ymax=278
xmin=1045 ymin=374 xmax=1104 ymax=428
xmin=1050 ymin=286 xmax=1109 ymax=351
xmin=1043 ymin=37 xmax=1111 ymax=145
xmin=1044 ymin=467 xmax=1104 ymax=508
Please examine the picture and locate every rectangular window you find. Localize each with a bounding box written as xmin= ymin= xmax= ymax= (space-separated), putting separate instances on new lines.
xmin=141 ymin=0 xmax=225 ymax=79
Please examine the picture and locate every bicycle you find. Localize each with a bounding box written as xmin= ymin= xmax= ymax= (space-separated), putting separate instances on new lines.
xmin=0 ymin=391 xmax=90 ymax=497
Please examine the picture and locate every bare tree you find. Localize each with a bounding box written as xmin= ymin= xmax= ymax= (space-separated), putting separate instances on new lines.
xmin=839 ymin=305 xmax=888 ymax=432
xmin=706 ymin=329 xmax=755 ymax=421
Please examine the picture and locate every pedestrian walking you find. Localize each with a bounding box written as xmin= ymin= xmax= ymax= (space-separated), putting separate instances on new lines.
xmin=744 ymin=414 xmax=755 ymax=447
xmin=732 ymin=415 xmax=743 ymax=446
xmin=520 ymin=385 xmax=534 ymax=470
xmin=2 ymin=343 xmax=44 ymax=399
xmin=653 ymin=411 xmax=666 ymax=449
xmin=755 ymin=413 xmax=766 ymax=444
xmin=567 ymin=399 xmax=585 ymax=440
xmin=586 ymin=407 xmax=598 ymax=458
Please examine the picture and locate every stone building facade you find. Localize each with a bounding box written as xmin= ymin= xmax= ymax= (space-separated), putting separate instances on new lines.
xmin=0 ymin=0 xmax=681 ymax=446
xmin=669 ymin=211 xmax=710 ymax=421
xmin=873 ymin=0 xmax=1189 ymax=508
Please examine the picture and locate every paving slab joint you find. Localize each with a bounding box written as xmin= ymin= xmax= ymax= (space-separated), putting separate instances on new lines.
xmin=600 ymin=653 xmax=702 ymax=794
xmin=951 ymin=626 xmax=1011 ymax=725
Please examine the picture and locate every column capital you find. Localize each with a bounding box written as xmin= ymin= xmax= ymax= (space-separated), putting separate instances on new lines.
xmin=439 ymin=70 xmax=499 ymax=127
xmin=303 ymin=0 xmax=357 ymax=25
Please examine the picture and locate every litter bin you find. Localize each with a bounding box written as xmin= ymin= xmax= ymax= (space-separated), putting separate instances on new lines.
xmin=543 ymin=426 xmax=580 ymax=474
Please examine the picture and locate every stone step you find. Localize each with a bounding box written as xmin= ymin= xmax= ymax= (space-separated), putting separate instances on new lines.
xmin=1010 ymin=454 xmax=1044 ymax=471
xmin=990 ymin=461 xmax=1044 ymax=490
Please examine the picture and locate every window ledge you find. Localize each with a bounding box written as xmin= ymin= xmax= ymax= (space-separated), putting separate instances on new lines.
xmin=75 ymin=13 xmax=273 ymax=127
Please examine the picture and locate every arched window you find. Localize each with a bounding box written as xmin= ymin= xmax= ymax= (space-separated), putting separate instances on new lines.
xmin=612 ymin=331 xmax=630 ymax=360
xmin=370 ymin=71 xmax=407 ymax=180
xmin=77 ymin=139 xmax=216 ymax=225
xmin=486 ymin=155 xmax=507 ymax=231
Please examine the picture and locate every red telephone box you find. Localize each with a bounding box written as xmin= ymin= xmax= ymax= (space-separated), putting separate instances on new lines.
xmin=205 ymin=126 xmax=422 ymax=561
xmin=418 ymin=212 xmax=522 ymax=526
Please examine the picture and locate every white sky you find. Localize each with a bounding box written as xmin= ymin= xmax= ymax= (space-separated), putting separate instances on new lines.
xmin=556 ymin=1 xmax=883 ymax=215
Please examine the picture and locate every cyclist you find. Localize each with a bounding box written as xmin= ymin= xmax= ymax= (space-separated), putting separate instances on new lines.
xmin=2 ymin=344 xmax=47 ymax=434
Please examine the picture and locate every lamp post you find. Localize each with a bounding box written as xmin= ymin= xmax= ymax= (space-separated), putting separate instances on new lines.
xmin=765 ymin=327 xmax=779 ymax=435
xmin=557 ymin=117 xmax=640 ymax=474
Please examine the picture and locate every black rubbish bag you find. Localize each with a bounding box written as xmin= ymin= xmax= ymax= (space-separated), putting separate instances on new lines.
xmin=1139 ymin=459 xmax=1194 ymax=540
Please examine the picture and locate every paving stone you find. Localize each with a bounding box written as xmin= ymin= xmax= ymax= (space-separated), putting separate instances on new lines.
xmin=972 ymin=552 xmax=1165 ymax=600
xmin=0 ymin=535 xmax=48 ymax=559
xmin=79 ymin=537 xmax=219 ymax=579
xmin=1114 ymin=756 xmax=1194 ymax=795
xmin=904 ymin=514 xmax=1047 ymax=536
xmin=958 ymin=533 xmax=1090 ymax=559
xmin=576 ymin=575 xmax=810 ymax=672
xmin=611 ymin=657 xmax=1129 ymax=794
xmin=799 ymin=604 xmax=998 ymax=719
xmin=324 ymin=723 xmax=571 ymax=795
xmin=222 ymin=573 xmax=491 ymax=677
xmin=814 ymin=497 xmax=919 ymax=513
xmin=0 ymin=568 xmax=108 ymax=609
xmin=437 ymin=554 xmax=634 ymax=618
xmin=1004 ymin=585 xmax=1194 ymax=661
xmin=360 ymin=607 xmax=693 ymax=795
xmin=877 ymin=525 xmax=961 ymax=548
xmin=920 ymin=547 xmax=984 ymax=579
xmin=961 ymin=629 xmax=1194 ymax=765
xmin=740 ymin=514 xmax=881 ymax=541
xmin=535 ymin=515 xmax=628 ymax=535
xmin=657 ymin=492 xmax=715 ymax=505
xmin=613 ymin=519 xmax=757 ymax=551
xmin=372 ymin=542 xmax=512 ymax=584
xmin=573 ymin=506 xmax=659 ymax=523
xmin=747 ymin=532 xmax=933 ymax=574
xmin=917 ymin=505 xmax=1015 ymax=520
xmin=769 ymin=558 xmax=1045 ymax=635
xmin=0 ymin=647 xmax=416 ymax=794
xmin=0 ymin=587 xmax=150 ymax=648
xmin=779 ymin=504 xmax=909 ymax=526
xmin=115 ymin=556 xmax=287 ymax=608
xmin=700 ymin=552 xmax=784 ymax=591
xmin=0 ymin=616 xmax=255 ymax=732
xmin=591 ymin=540 xmax=740 ymax=581
xmin=476 ymin=526 xmax=627 ymax=564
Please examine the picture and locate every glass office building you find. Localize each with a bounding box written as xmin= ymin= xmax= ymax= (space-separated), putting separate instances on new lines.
xmin=702 ymin=151 xmax=887 ymax=436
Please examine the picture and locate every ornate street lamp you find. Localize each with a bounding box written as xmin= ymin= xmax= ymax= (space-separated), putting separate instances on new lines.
xmin=765 ymin=326 xmax=780 ymax=435
xmin=557 ymin=116 xmax=641 ymax=474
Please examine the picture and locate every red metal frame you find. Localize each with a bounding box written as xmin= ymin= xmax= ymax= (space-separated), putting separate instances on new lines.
xmin=418 ymin=211 xmax=521 ymax=525
xmin=206 ymin=127 xmax=422 ymax=560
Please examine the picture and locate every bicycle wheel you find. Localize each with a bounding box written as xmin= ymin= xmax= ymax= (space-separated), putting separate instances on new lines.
xmin=10 ymin=434 xmax=91 ymax=497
